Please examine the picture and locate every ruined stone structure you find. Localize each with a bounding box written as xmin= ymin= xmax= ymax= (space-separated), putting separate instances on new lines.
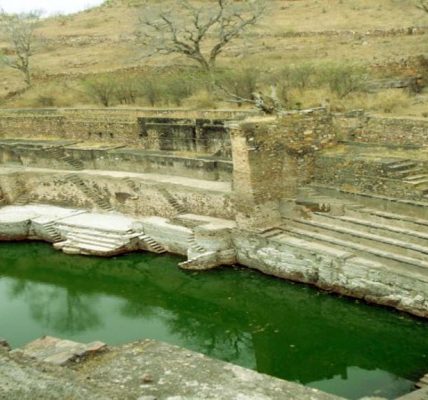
xmin=0 ymin=107 xmax=427 ymax=319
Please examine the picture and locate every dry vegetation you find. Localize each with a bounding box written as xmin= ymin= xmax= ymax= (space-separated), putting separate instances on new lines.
xmin=0 ymin=0 xmax=427 ymax=115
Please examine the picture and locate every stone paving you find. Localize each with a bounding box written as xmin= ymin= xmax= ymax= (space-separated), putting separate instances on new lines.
xmin=0 ymin=337 xmax=346 ymax=400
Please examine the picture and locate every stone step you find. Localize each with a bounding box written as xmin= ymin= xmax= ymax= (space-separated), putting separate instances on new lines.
xmin=387 ymin=160 xmax=418 ymax=171
xmin=260 ymin=227 xmax=284 ymax=239
xmin=404 ymin=178 xmax=428 ymax=186
xmin=313 ymin=213 xmax=428 ymax=247
xmin=65 ymin=238 xmax=121 ymax=252
xmin=345 ymin=207 xmax=428 ymax=233
xmin=404 ymin=174 xmax=428 ymax=181
xmin=66 ymin=233 xmax=128 ymax=247
xmin=286 ymin=217 xmax=428 ymax=263
xmin=416 ymin=375 xmax=428 ymax=388
xmin=394 ymin=167 xmax=424 ymax=177
xmin=62 ymin=246 xmax=82 ymax=255
xmin=280 ymin=225 xmax=428 ymax=276
xmin=139 ymin=234 xmax=167 ymax=254
xmin=65 ymin=240 xmax=124 ymax=255
xmin=58 ymin=227 xmax=136 ymax=242
xmin=57 ymin=223 xmax=135 ymax=236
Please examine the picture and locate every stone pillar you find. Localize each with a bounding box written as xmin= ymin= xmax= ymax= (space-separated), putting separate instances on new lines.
xmin=229 ymin=120 xmax=298 ymax=230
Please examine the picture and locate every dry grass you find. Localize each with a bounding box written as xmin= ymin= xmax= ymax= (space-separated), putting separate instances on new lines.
xmin=0 ymin=0 xmax=427 ymax=115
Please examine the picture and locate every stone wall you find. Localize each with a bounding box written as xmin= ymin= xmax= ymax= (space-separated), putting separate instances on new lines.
xmin=0 ymin=114 xmax=139 ymax=144
xmin=233 ymin=230 xmax=428 ymax=318
xmin=139 ymin=117 xmax=231 ymax=156
xmin=314 ymin=155 xmax=428 ymax=201
xmin=337 ymin=113 xmax=428 ymax=146
xmin=0 ymin=142 xmax=233 ymax=182
xmin=230 ymin=110 xmax=336 ymax=229
xmin=0 ymin=170 xmax=234 ymax=220
xmin=0 ymin=109 xmax=249 ymax=156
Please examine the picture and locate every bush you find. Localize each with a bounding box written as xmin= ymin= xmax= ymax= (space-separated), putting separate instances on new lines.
xmin=82 ymin=75 xmax=116 ymax=107
xmin=34 ymin=95 xmax=55 ymax=107
xmin=185 ymin=90 xmax=218 ymax=109
xmin=211 ymin=68 xmax=261 ymax=105
xmin=319 ymin=64 xmax=367 ymax=98
xmin=114 ymin=75 xmax=140 ymax=105
xmin=140 ymin=79 xmax=162 ymax=107
xmin=164 ymin=75 xmax=193 ymax=106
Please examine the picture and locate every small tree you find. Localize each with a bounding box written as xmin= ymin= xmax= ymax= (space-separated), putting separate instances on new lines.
xmin=114 ymin=75 xmax=140 ymax=105
xmin=138 ymin=0 xmax=266 ymax=71
xmin=82 ymin=75 xmax=117 ymax=107
xmin=0 ymin=10 xmax=41 ymax=87
xmin=320 ymin=64 xmax=368 ymax=98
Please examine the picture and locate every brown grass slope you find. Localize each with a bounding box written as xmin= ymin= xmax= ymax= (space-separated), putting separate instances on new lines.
xmin=0 ymin=0 xmax=427 ymax=113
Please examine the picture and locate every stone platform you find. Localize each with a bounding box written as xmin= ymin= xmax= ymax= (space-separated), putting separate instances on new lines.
xmin=0 ymin=337 xmax=344 ymax=400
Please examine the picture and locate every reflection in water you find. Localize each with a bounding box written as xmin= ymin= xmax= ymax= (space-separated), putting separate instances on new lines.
xmin=0 ymin=242 xmax=428 ymax=399
xmin=8 ymin=279 xmax=102 ymax=334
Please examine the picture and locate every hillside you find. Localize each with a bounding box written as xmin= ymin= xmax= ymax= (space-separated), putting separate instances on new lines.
xmin=0 ymin=0 xmax=427 ymax=114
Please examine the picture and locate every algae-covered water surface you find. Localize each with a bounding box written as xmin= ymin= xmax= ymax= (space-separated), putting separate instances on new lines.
xmin=0 ymin=242 xmax=427 ymax=399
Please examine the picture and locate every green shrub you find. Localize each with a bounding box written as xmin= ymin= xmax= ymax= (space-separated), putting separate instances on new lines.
xmin=82 ymin=75 xmax=116 ymax=107
xmin=319 ymin=63 xmax=367 ymax=98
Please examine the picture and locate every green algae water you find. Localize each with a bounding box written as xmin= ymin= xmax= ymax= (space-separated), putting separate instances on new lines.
xmin=1 ymin=242 xmax=428 ymax=399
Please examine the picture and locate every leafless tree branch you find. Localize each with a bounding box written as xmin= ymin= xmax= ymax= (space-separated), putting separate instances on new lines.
xmin=137 ymin=0 xmax=266 ymax=71
xmin=417 ymin=0 xmax=428 ymax=12
xmin=0 ymin=9 xmax=41 ymax=87
xmin=213 ymin=79 xmax=283 ymax=114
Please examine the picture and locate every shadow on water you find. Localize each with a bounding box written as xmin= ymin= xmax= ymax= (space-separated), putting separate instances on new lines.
xmin=0 ymin=241 xmax=428 ymax=399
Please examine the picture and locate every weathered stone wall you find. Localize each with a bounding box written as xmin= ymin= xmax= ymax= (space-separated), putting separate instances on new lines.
xmin=139 ymin=117 xmax=231 ymax=156
xmin=314 ymin=155 xmax=428 ymax=201
xmin=233 ymin=230 xmax=428 ymax=318
xmin=231 ymin=110 xmax=336 ymax=229
xmin=0 ymin=170 xmax=234 ymax=220
xmin=0 ymin=110 xmax=246 ymax=156
xmin=0 ymin=143 xmax=233 ymax=182
xmin=0 ymin=114 xmax=139 ymax=144
xmin=336 ymin=114 xmax=428 ymax=146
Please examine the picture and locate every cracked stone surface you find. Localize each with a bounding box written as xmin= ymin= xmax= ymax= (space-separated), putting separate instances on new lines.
xmin=0 ymin=338 xmax=345 ymax=400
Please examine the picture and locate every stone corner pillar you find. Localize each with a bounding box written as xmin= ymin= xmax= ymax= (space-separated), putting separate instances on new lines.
xmin=228 ymin=120 xmax=298 ymax=231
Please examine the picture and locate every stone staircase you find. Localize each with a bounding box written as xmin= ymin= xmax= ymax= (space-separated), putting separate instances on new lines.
xmin=280 ymin=204 xmax=428 ymax=276
xmin=55 ymin=224 xmax=139 ymax=256
xmin=159 ymin=188 xmax=187 ymax=215
xmin=385 ymin=159 xmax=428 ymax=200
xmin=124 ymin=177 xmax=139 ymax=192
xmin=138 ymin=233 xmax=167 ymax=254
xmin=44 ymin=146 xmax=84 ymax=170
xmin=41 ymin=221 xmax=63 ymax=242
xmin=14 ymin=192 xmax=31 ymax=205
xmin=187 ymin=230 xmax=207 ymax=253
xmin=65 ymin=174 xmax=113 ymax=212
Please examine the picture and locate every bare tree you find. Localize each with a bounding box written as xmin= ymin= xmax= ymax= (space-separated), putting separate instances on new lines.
xmin=0 ymin=10 xmax=41 ymax=87
xmin=138 ymin=0 xmax=266 ymax=71
xmin=215 ymin=80 xmax=283 ymax=114
xmin=417 ymin=0 xmax=428 ymax=12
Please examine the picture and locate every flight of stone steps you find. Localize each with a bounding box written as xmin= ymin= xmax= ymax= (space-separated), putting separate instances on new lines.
xmin=277 ymin=203 xmax=428 ymax=277
xmin=187 ymin=230 xmax=207 ymax=254
xmin=44 ymin=146 xmax=84 ymax=170
xmin=65 ymin=174 xmax=113 ymax=212
xmin=41 ymin=221 xmax=63 ymax=242
xmin=159 ymin=188 xmax=187 ymax=215
xmin=385 ymin=159 xmax=428 ymax=200
xmin=55 ymin=224 xmax=140 ymax=256
xmin=138 ymin=233 xmax=166 ymax=254
xmin=280 ymin=207 xmax=428 ymax=273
